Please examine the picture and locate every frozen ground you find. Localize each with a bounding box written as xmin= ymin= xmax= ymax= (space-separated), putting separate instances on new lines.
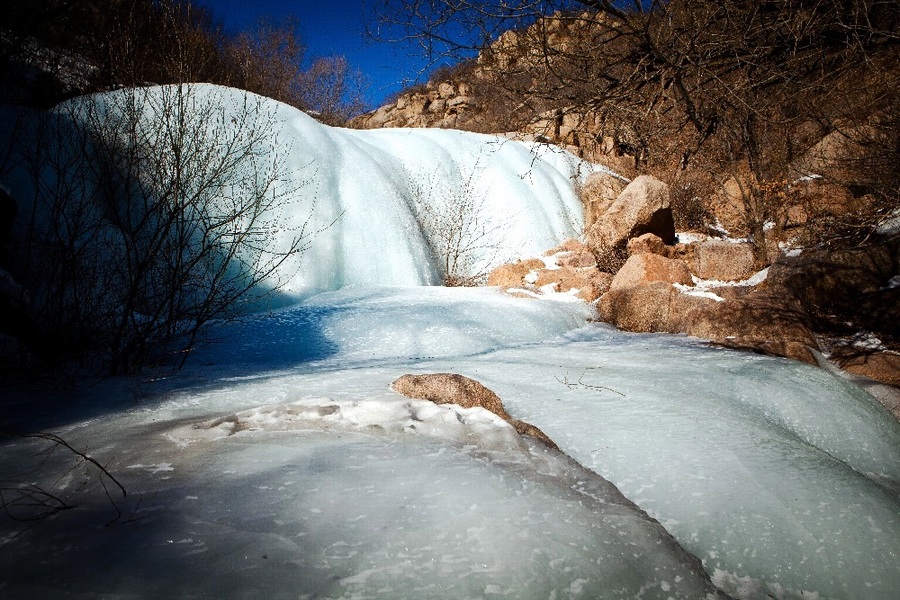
xmin=1 ymin=86 xmax=899 ymax=599
xmin=2 ymin=287 xmax=898 ymax=599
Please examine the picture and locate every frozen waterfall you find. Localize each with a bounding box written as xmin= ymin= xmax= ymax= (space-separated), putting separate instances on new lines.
xmin=1 ymin=85 xmax=898 ymax=600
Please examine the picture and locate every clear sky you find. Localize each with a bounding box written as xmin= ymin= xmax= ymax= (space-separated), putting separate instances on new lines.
xmin=205 ymin=0 xmax=433 ymax=108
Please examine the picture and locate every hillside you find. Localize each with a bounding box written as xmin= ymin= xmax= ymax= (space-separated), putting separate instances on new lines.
xmin=355 ymin=2 xmax=900 ymax=239
xmin=354 ymin=1 xmax=900 ymax=391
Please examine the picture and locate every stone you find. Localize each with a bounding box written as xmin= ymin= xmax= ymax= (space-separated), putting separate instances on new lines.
xmin=598 ymin=282 xmax=676 ymax=333
xmin=437 ymin=82 xmax=455 ymax=98
xmin=587 ymin=175 xmax=676 ymax=255
xmin=556 ymin=250 xmax=598 ymax=269
xmin=678 ymin=293 xmax=820 ymax=364
xmin=626 ymin=233 xmax=668 ymax=257
xmin=833 ymin=351 xmax=900 ymax=389
xmin=391 ymin=373 xmax=558 ymax=449
xmin=579 ymin=171 xmax=627 ymax=230
xmin=597 ymin=268 xmax=820 ymax=364
xmin=534 ymin=266 xmax=611 ymax=302
xmin=447 ymin=96 xmax=473 ymax=109
xmin=767 ymin=240 xmax=898 ymax=319
xmin=609 ymin=253 xmax=693 ymax=292
xmin=546 ymin=239 xmax=597 ymax=268
xmin=710 ymin=176 xmax=751 ymax=236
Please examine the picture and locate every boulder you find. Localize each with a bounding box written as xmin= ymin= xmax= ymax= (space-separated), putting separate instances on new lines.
xmin=791 ymin=125 xmax=885 ymax=188
xmin=598 ymin=277 xmax=820 ymax=364
xmin=679 ymin=294 xmax=820 ymax=364
xmin=535 ymin=265 xmax=612 ymax=302
xmin=391 ymin=373 xmax=558 ymax=449
xmin=609 ymin=253 xmax=693 ymax=292
xmin=545 ymin=238 xmax=597 ymax=268
xmin=598 ymin=282 xmax=676 ymax=333
xmin=832 ymin=351 xmax=900 ymax=389
xmin=710 ymin=176 xmax=751 ymax=236
xmin=587 ymin=175 xmax=676 ymax=254
xmin=580 ymin=171 xmax=627 ymax=230
xmin=626 ymin=233 xmax=668 ymax=257
xmin=767 ymin=240 xmax=899 ymax=321
xmin=695 ymin=240 xmax=758 ymax=281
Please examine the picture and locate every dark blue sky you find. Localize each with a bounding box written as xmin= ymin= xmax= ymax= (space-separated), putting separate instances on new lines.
xmin=206 ymin=0 xmax=431 ymax=108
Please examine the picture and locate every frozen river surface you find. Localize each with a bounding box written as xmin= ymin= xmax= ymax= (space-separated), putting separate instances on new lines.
xmin=1 ymin=286 xmax=899 ymax=600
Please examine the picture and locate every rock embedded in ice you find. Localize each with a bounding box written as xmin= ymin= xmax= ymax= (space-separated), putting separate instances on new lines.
xmin=392 ymin=372 xmax=559 ymax=449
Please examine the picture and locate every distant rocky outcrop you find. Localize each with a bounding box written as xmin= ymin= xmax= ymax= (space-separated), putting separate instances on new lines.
xmin=350 ymin=81 xmax=478 ymax=130
xmin=391 ymin=373 xmax=559 ymax=449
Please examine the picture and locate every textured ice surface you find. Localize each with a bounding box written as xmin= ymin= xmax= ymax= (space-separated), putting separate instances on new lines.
xmin=0 ymin=377 xmax=722 ymax=599
xmin=1 ymin=85 xmax=898 ymax=599
xmin=3 ymin=288 xmax=898 ymax=599
xmin=446 ymin=327 xmax=900 ymax=600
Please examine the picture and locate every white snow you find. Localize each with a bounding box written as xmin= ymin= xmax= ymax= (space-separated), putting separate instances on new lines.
xmin=1 ymin=85 xmax=899 ymax=600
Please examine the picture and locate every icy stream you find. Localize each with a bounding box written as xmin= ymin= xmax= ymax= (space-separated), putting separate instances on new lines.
xmin=1 ymin=86 xmax=898 ymax=599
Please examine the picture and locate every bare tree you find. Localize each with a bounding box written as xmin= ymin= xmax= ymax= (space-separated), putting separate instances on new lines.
xmin=224 ymin=15 xmax=308 ymax=108
xmin=299 ymin=56 xmax=371 ymax=126
xmin=10 ymin=84 xmax=319 ymax=374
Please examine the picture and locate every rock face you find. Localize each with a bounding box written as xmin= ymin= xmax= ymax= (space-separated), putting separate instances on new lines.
xmin=694 ymin=240 xmax=758 ymax=281
xmin=598 ymin=281 xmax=820 ymax=364
xmin=391 ymin=373 xmax=559 ymax=449
xmin=598 ymin=282 xmax=678 ymax=333
xmin=767 ymin=242 xmax=898 ymax=320
xmin=587 ymin=175 xmax=676 ymax=256
xmin=679 ymin=294 xmax=820 ymax=364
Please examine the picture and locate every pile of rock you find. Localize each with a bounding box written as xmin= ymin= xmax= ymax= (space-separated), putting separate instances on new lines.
xmin=488 ymin=169 xmax=900 ymax=399
xmin=486 ymin=239 xmax=612 ymax=303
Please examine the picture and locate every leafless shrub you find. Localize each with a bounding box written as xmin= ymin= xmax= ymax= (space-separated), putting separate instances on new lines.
xmin=298 ymin=56 xmax=370 ymax=126
xmin=669 ymin=171 xmax=715 ymax=233
xmin=10 ymin=84 xmax=319 ymax=374
xmin=406 ymin=156 xmax=512 ymax=286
